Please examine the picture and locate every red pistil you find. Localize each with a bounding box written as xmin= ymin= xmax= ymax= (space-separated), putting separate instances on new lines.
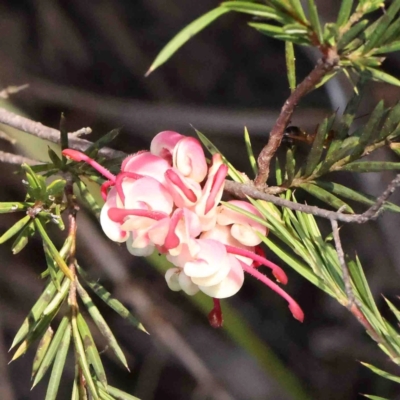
xmin=108 ymin=208 xmax=168 ymax=223
xmin=208 ymin=298 xmax=223 ymax=328
xmin=164 ymin=209 xmax=183 ymax=250
xmin=115 ymin=171 xmax=144 ymax=205
xmin=165 ymin=169 xmax=197 ymax=202
xmin=62 ymin=149 xmax=116 ymax=182
xmin=225 ymin=244 xmax=288 ymax=284
xmin=101 ymin=180 xmax=114 ymax=201
xmin=204 ymin=164 xmax=228 ymax=214
xmin=240 ymin=261 xmax=304 ymax=322
xmin=252 ymin=245 xmax=266 ymax=268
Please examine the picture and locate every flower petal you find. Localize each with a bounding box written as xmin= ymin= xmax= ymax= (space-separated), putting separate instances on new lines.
xmin=199 ymin=255 xmax=244 ymax=298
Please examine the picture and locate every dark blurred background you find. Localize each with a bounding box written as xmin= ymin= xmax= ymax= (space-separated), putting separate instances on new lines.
xmin=1 ymin=1 xmax=400 ymax=399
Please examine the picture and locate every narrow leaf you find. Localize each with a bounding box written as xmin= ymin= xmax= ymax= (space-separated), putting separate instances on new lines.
xmin=107 ymin=386 xmax=140 ymax=400
xmin=337 ymin=0 xmax=353 ymax=27
xmin=60 ymin=113 xmax=68 ymax=154
xmin=34 ymin=218 xmax=73 ymax=280
xmin=11 ymin=273 xmax=62 ymax=350
xmin=46 ymin=179 xmax=67 ymax=199
xmin=75 ymin=179 xmax=102 ymax=218
xmin=32 ymin=316 xmax=69 ymax=388
xmin=11 ymin=310 xmax=58 ymax=362
xmin=42 ymin=278 xmax=70 ymax=316
xmin=353 ymin=100 xmax=385 ymax=154
xmin=363 ymin=0 xmax=400 ymax=53
xmin=288 ymin=0 xmax=307 ymax=23
xmin=347 ymin=257 xmax=382 ymax=323
xmin=0 ymin=215 xmax=30 ymax=244
xmin=374 ymin=41 xmax=400 ymax=54
xmin=220 ymin=2 xmax=283 ymax=21
xmin=48 ymin=148 xmax=62 ymax=169
xmin=285 ymin=41 xmax=296 ymax=92
xmin=338 ymin=19 xmax=369 ymax=49
xmin=243 ymin=127 xmax=257 ymax=176
xmin=361 ymin=362 xmax=400 ymax=384
xmin=383 ymin=297 xmax=400 ymax=323
xmin=71 ymin=311 xmax=99 ymax=399
xmin=366 ymin=68 xmax=400 ymax=86
xmin=307 ymin=0 xmax=323 ymax=43
xmin=303 ymin=117 xmax=329 ymax=177
xmin=377 ymin=102 xmax=400 ymax=141
xmin=44 ymin=323 xmax=71 ymax=400
xmin=0 ymin=202 xmax=32 ymax=213
xmin=76 ymin=265 xmax=146 ymax=333
xmin=84 ymin=129 xmax=121 ymax=157
xmin=146 ymin=7 xmax=230 ymax=75
xmin=77 ymin=313 xmax=107 ymax=387
xmin=77 ymin=282 xmax=129 ymax=370
xmin=299 ymin=183 xmax=353 ymax=213
xmin=32 ymin=326 xmax=54 ymax=380
xmin=342 ymin=161 xmax=400 ymax=172
xmin=11 ymin=220 xmax=35 ymax=254
xmin=314 ymin=180 xmax=400 ymax=213
xmin=284 ymin=147 xmax=295 ymax=185
xmin=22 ymin=163 xmax=47 ymax=201
xmin=362 ymin=395 xmax=390 ymax=400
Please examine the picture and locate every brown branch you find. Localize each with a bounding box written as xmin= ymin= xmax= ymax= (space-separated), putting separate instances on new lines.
xmin=0 ymin=150 xmax=39 ymax=165
xmin=330 ymin=217 xmax=400 ymax=362
xmin=254 ymin=49 xmax=339 ymax=187
xmin=330 ymin=217 xmax=355 ymax=305
xmin=224 ymin=176 xmax=400 ymax=224
xmin=0 ymin=107 xmax=124 ymax=159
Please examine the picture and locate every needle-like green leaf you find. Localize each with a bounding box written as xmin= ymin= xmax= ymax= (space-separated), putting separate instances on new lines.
xmin=307 ymin=0 xmax=323 ymax=43
xmin=361 ymin=362 xmax=400 ymax=384
xmin=32 ymin=326 xmax=54 ymax=380
xmin=0 ymin=215 xmax=30 ymax=244
xmin=337 ymin=0 xmax=353 ymax=27
xmin=0 ymin=202 xmax=33 ymax=213
xmin=34 ymin=218 xmax=73 ymax=280
xmin=76 ymin=264 xmax=146 ymax=333
xmin=284 ymin=147 xmax=295 ymax=185
xmin=363 ymin=0 xmax=400 ymax=53
xmin=84 ymin=128 xmax=121 ymax=158
xmin=342 ymin=161 xmax=400 ymax=172
xmin=244 ymin=127 xmax=257 ymax=176
xmin=303 ymin=117 xmax=329 ymax=177
xmin=285 ymin=41 xmax=296 ymax=92
xmin=106 ymin=385 xmax=140 ymax=400
xmin=220 ymin=1 xmax=284 ymax=21
xmin=44 ymin=323 xmax=71 ymax=400
xmin=365 ymin=68 xmax=400 ymax=86
xmin=76 ymin=313 xmax=107 ymax=387
xmin=299 ymin=183 xmax=353 ymax=213
xmin=11 ymin=220 xmax=35 ymax=254
xmin=146 ymin=7 xmax=230 ymax=76
xmin=314 ymin=180 xmax=400 ymax=213
xmin=77 ymin=282 xmax=129 ymax=370
xmin=71 ymin=310 xmax=99 ymax=399
xmin=75 ymin=179 xmax=102 ymax=219
xmin=32 ymin=316 xmax=69 ymax=388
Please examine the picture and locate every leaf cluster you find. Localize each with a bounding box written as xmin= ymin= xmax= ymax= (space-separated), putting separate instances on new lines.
xmin=148 ymin=0 xmax=400 ymax=86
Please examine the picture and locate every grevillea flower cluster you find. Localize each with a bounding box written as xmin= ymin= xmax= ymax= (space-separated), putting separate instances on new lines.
xmin=63 ymin=131 xmax=303 ymax=324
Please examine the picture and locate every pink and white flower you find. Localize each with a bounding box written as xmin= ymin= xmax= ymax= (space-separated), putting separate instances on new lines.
xmin=62 ymin=130 xmax=304 ymax=325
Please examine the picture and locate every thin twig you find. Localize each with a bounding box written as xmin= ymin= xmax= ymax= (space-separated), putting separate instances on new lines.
xmin=0 ymin=107 xmax=124 ymax=159
xmin=254 ymin=50 xmax=339 ymax=187
xmin=330 ymin=217 xmax=355 ymax=306
xmin=224 ymin=177 xmax=400 ymax=224
xmin=0 ymin=150 xmax=40 ymax=165
xmin=0 ymin=84 xmax=29 ymax=99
